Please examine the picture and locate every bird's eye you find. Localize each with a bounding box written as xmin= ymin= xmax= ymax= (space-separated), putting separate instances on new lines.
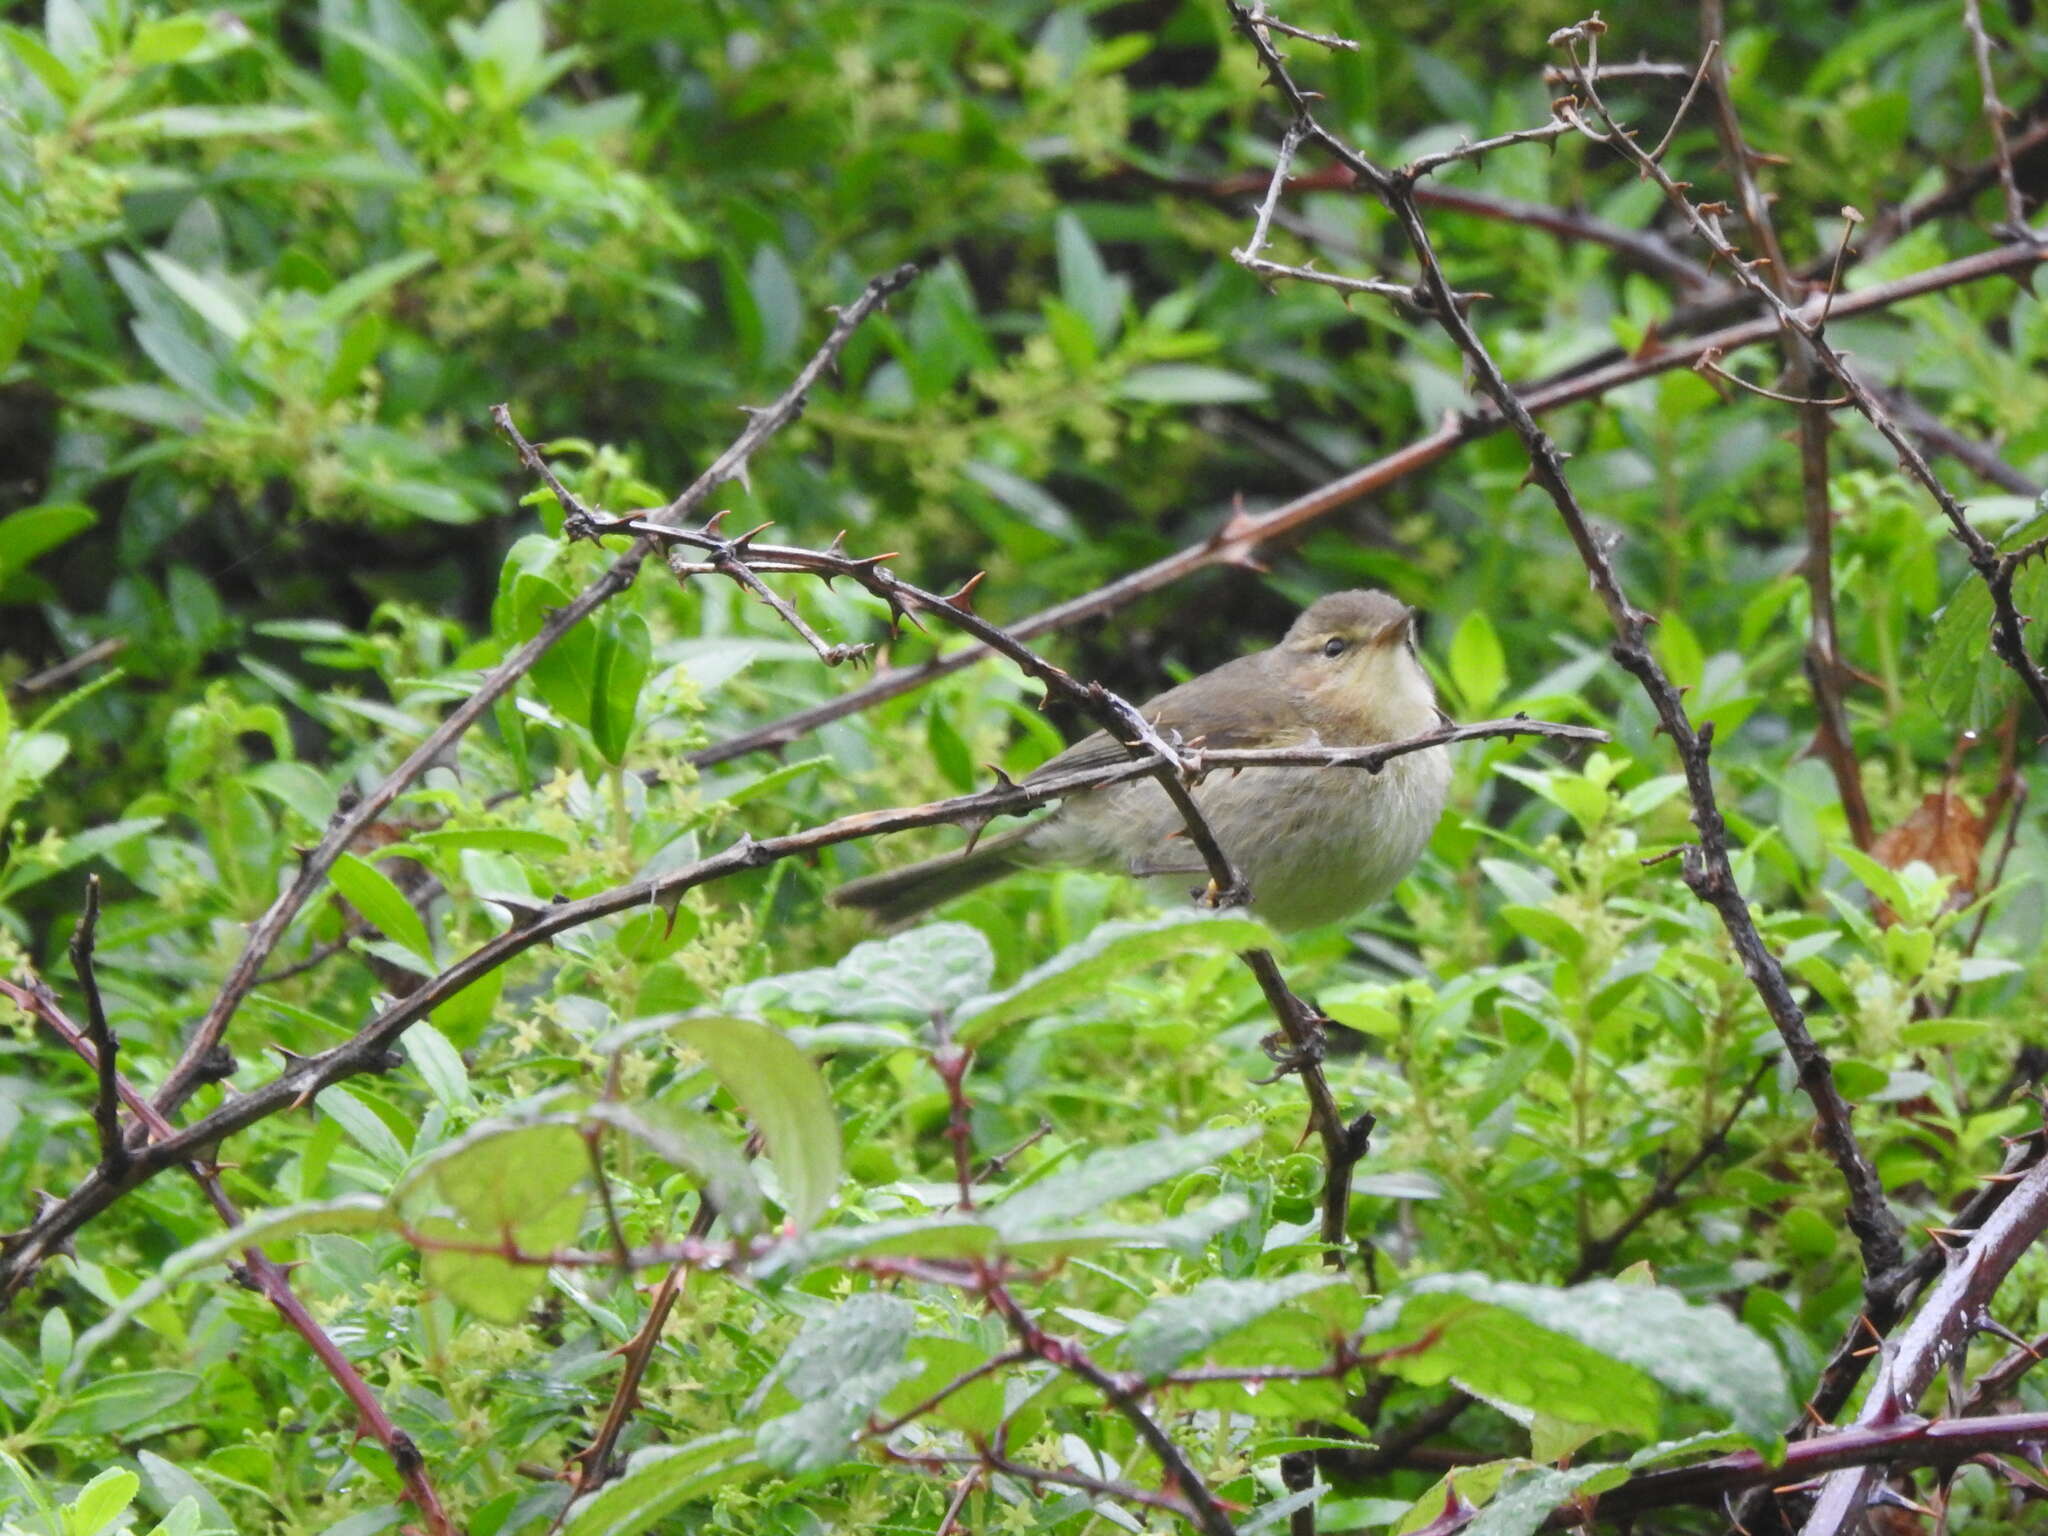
xmin=1322 ymin=636 xmax=1347 ymax=658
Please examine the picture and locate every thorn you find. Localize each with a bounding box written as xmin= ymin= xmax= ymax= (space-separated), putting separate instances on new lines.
xmin=960 ymin=816 xmax=994 ymax=858
xmin=946 ymin=571 xmax=988 ymax=614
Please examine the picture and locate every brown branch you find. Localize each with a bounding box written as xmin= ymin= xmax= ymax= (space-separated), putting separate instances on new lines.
xmin=1244 ymin=949 xmax=1371 ymax=1264
xmin=66 ymin=877 xmax=125 ymax=1177
xmin=981 ymin=1276 xmax=1240 ymax=1536
xmin=1227 ymin=1 xmax=1909 ymax=1279
xmin=1695 ymin=1 xmax=1873 ymax=850
xmin=142 ymin=262 xmax=919 ymax=1126
xmin=689 ymin=235 xmax=2048 ymax=772
xmin=1801 ymin=1148 xmax=2048 ymax=1533
xmin=6 ymin=637 xmax=126 ymax=703
xmin=1962 ymin=0 xmax=2028 ymax=232
xmin=1555 ymin=1408 xmax=2048 ymax=1525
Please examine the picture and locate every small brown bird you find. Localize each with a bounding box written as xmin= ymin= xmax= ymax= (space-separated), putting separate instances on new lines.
xmin=831 ymin=590 xmax=1451 ymax=931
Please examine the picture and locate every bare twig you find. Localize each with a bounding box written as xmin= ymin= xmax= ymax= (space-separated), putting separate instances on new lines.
xmin=1647 ymin=39 xmax=1717 ymax=163
xmin=1962 ymin=0 xmax=2028 ymax=231
xmin=1397 ymin=118 xmax=1579 ymax=182
xmin=1242 ymin=5 xmax=1356 ymax=52
xmin=1696 ymin=0 xmax=1874 ymax=849
xmin=6 ymin=637 xmax=126 ymax=703
xmin=1244 ymin=948 xmax=1371 ymax=1263
xmin=1570 ymin=1058 xmax=1770 ymax=1281
xmin=66 ymin=877 xmax=124 ymax=1177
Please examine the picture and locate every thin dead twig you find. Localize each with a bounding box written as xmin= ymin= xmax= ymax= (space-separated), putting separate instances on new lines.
xmin=1962 ymin=0 xmax=2028 ymax=232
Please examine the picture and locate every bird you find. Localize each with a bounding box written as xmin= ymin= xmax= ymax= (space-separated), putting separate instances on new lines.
xmin=829 ymin=589 xmax=1452 ymax=931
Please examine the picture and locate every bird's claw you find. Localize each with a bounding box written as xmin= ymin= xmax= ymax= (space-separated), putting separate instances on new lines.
xmin=1253 ymin=1019 xmax=1328 ymax=1082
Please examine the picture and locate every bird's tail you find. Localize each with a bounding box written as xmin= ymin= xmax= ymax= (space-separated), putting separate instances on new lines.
xmin=828 ymin=827 xmax=1037 ymax=925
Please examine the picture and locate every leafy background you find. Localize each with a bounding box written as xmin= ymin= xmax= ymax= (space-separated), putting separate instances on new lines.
xmin=2 ymin=0 xmax=2047 ymax=1533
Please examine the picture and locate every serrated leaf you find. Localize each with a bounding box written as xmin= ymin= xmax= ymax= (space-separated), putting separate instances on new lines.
xmin=1363 ymin=1274 xmax=1791 ymax=1444
xmin=955 ymin=910 xmax=1277 ymax=1042
xmin=1124 ymin=1273 xmax=1350 ymax=1377
xmin=756 ymin=1363 xmax=920 ymax=1473
xmin=769 ymin=1293 xmax=916 ymax=1404
xmin=726 ymin=922 xmax=995 ymax=1023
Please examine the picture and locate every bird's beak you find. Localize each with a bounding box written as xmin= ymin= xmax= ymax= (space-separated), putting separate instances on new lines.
xmin=1369 ymin=608 xmax=1415 ymax=648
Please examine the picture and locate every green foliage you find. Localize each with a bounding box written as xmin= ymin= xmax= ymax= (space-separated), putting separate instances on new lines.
xmin=3 ymin=0 xmax=2048 ymax=1534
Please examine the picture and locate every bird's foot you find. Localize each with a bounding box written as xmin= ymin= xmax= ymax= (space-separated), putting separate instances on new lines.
xmin=1253 ymin=1016 xmax=1328 ymax=1083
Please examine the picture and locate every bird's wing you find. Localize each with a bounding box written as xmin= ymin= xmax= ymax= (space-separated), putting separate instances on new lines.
xmin=1024 ymin=652 xmax=1310 ymax=784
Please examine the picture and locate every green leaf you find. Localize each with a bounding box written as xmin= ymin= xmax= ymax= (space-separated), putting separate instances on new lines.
xmin=315 ymin=1085 xmax=411 ymax=1171
xmin=754 ymin=1215 xmax=1000 ymax=1281
xmin=135 ymin=1452 xmax=234 ymax=1536
xmin=0 ymin=103 xmax=42 ymax=372
xmin=1124 ymin=1273 xmax=1350 ymax=1377
xmin=1465 ymin=1463 xmax=1628 ymax=1536
xmin=749 ymin=243 xmax=802 ymax=365
xmin=130 ymin=15 xmax=211 ymax=64
xmin=0 ymin=503 xmax=95 ymax=583
xmin=404 ymin=1119 xmax=590 ymax=1323
xmin=1055 ymin=211 xmax=1125 ymax=347
xmin=1115 ymin=365 xmax=1268 ymax=405
xmin=140 ymin=252 xmax=250 ymax=344
xmin=98 ymin=104 xmax=323 ymax=138
xmin=757 ymin=1363 xmax=919 ymax=1473
xmin=661 ymin=1015 xmax=843 ymax=1230
xmin=65 ymin=1468 xmax=137 ymax=1536
xmin=991 ymin=1125 xmax=1258 ymax=1235
xmin=405 ymin=1022 xmax=472 ymax=1110
xmin=727 ymin=922 xmax=995 ymax=1023
xmin=308 ymin=249 xmax=436 ymax=327
xmin=768 ymin=1293 xmax=916 ymax=1403
xmin=47 ymin=1372 xmax=197 ymax=1437
xmin=586 ymin=1100 xmax=764 ymax=1236
xmin=589 ymin=611 xmax=651 ymax=763
xmin=560 ymin=1432 xmax=759 ymax=1536
xmin=1363 ymin=1274 xmax=1792 ymax=1444
xmin=1448 ymin=609 xmax=1508 ymax=713
xmin=330 ymin=851 xmax=434 ymax=962
xmin=955 ymin=910 xmax=1276 ymax=1042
